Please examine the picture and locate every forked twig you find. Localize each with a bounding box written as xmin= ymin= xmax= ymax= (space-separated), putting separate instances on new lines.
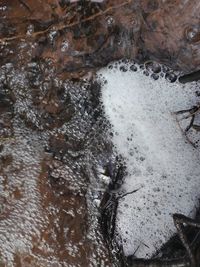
xmin=174 ymin=106 xmax=200 ymax=121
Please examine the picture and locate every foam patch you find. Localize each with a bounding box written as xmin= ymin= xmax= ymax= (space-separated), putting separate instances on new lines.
xmin=99 ymin=62 xmax=200 ymax=258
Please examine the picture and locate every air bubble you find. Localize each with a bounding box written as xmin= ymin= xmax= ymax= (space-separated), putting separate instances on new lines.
xmin=165 ymin=72 xmax=177 ymax=83
xmin=162 ymin=65 xmax=169 ymax=73
xmin=148 ymin=62 xmax=161 ymax=73
xmin=61 ymin=40 xmax=69 ymax=52
xmin=26 ymin=24 xmax=34 ymax=36
xmin=106 ymin=16 xmax=115 ymax=26
xmin=120 ymin=65 xmax=128 ymax=72
xmin=130 ymin=65 xmax=137 ymax=72
xmin=151 ymin=73 xmax=159 ymax=80
xmin=185 ymin=26 xmax=200 ymax=43
xmin=143 ymin=70 xmax=149 ymax=76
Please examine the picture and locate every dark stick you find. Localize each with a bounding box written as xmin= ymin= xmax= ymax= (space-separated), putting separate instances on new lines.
xmin=173 ymin=214 xmax=200 ymax=267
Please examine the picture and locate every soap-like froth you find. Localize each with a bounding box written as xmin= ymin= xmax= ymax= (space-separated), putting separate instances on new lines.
xmin=99 ymin=63 xmax=200 ymax=258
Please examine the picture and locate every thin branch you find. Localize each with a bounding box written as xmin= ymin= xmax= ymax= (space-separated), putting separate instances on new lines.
xmin=18 ymin=0 xmax=32 ymax=14
xmin=171 ymin=112 xmax=196 ymax=148
xmin=185 ymin=115 xmax=195 ymax=132
xmin=117 ymin=187 xmax=141 ymax=200
xmin=174 ymin=106 xmax=200 ymax=121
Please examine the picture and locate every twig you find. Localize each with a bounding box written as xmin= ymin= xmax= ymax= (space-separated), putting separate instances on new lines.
xmin=185 ymin=115 xmax=195 ymax=132
xmin=174 ymin=106 xmax=200 ymax=121
xmin=171 ymin=112 xmax=196 ymax=148
xmin=117 ymin=187 xmax=141 ymax=200
xmin=18 ymin=0 xmax=32 ymax=14
xmin=192 ymin=124 xmax=200 ymax=131
xmin=173 ymin=213 xmax=200 ymax=267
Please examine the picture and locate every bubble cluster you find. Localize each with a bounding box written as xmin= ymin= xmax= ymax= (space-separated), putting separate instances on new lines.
xmin=0 ymin=121 xmax=47 ymax=264
xmin=0 ymin=63 xmax=117 ymax=266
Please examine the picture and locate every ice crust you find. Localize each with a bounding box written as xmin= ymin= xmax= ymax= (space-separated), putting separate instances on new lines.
xmin=99 ymin=62 xmax=200 ymax=258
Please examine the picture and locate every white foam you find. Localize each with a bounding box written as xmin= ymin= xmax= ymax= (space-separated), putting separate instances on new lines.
xmin=99 ymin=63 xmax=200 ymax=258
